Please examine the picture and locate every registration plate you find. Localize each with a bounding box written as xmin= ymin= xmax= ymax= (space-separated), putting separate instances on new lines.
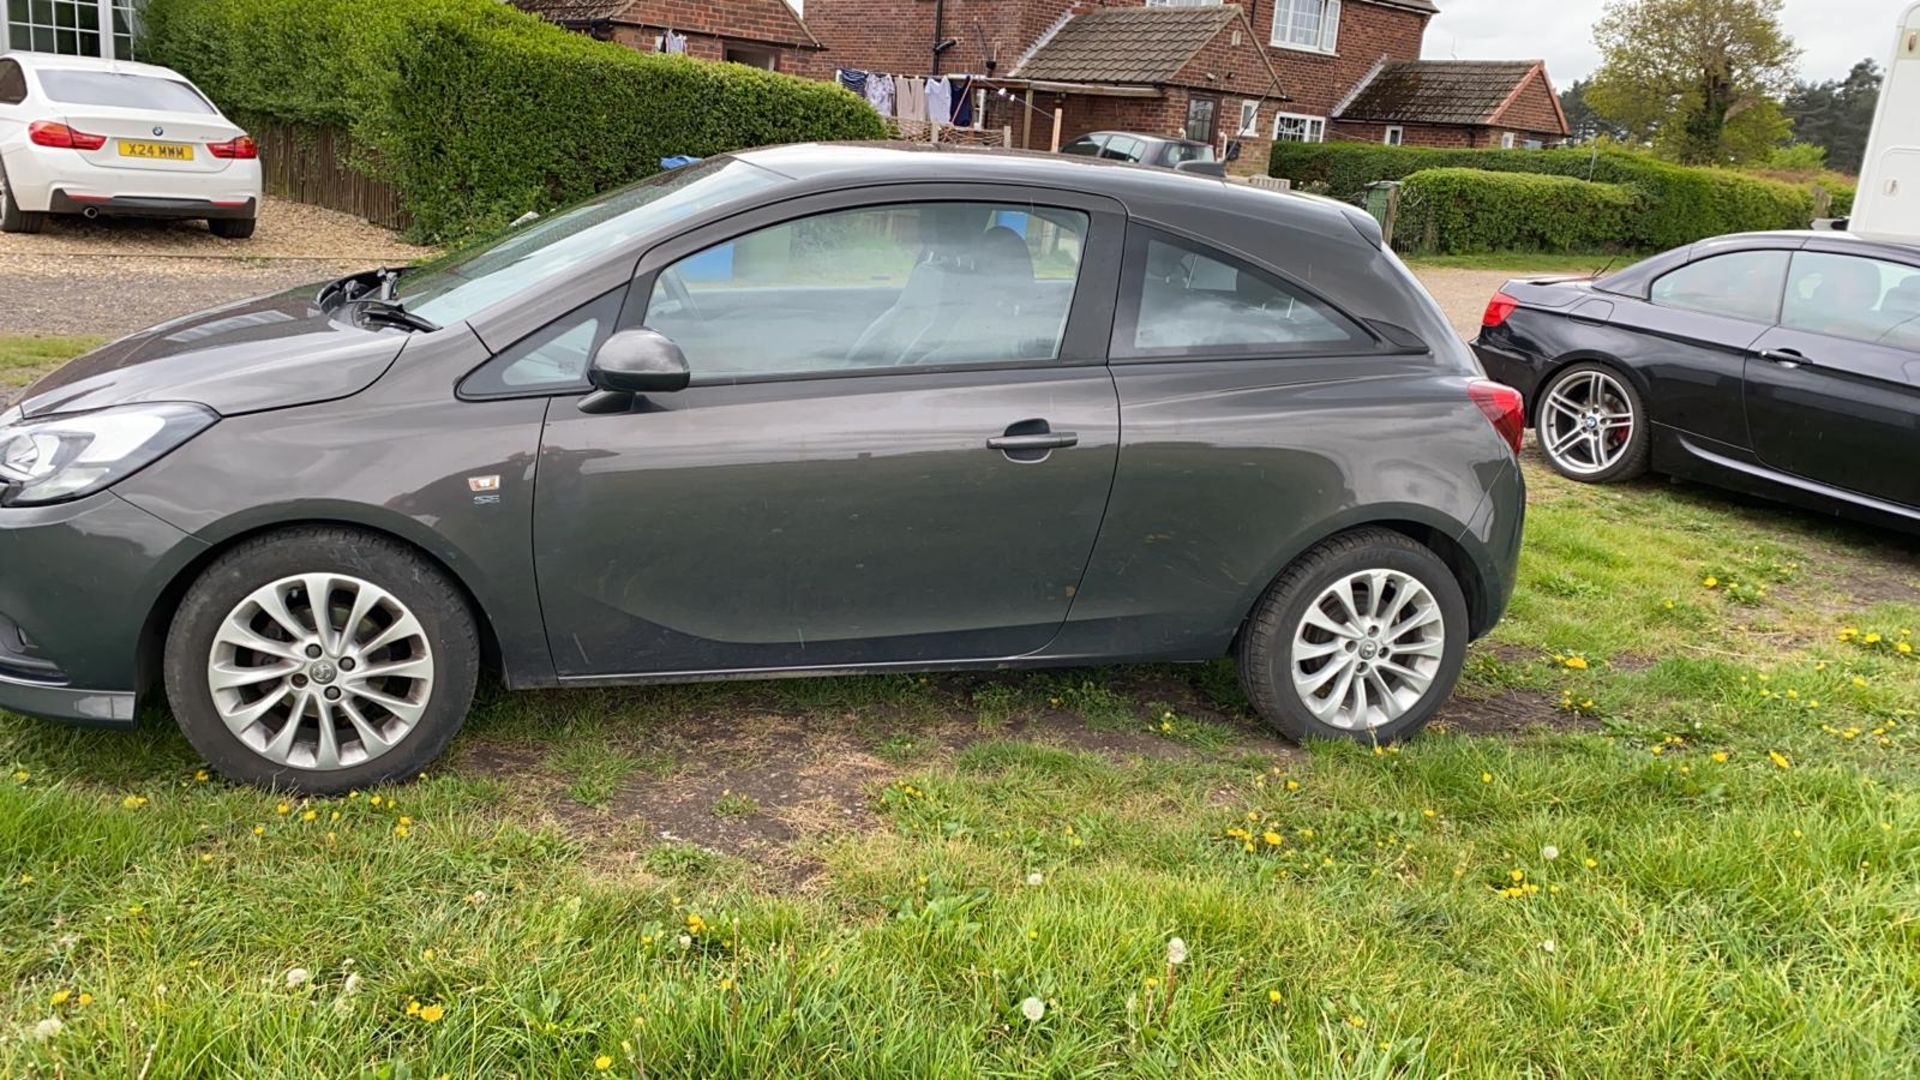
xmin=118 ymin=140 xmax=194 ymax=161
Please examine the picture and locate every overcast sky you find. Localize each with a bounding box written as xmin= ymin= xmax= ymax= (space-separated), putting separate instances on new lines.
xmin=1424 ymin=0 xmax=1900 ymax=86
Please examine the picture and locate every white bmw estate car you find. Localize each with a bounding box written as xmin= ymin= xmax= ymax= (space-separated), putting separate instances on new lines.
xmin=0 ymin=52 xmax=260 ymax=238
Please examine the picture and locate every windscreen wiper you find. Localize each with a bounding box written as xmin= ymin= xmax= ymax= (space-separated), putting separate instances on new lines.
xmin=317 ymin=266 xmax=408 ymax=311
xmin=357 ymin=300 xmax=440 ymax=334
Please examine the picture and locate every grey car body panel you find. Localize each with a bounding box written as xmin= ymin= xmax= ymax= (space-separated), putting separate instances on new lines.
xmin=0 ymin=142 xmax=1523 ymax=724
xmin=18 ymin=291 xmax=406 ymax=418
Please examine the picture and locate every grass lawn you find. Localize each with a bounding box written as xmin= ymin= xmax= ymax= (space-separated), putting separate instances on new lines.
xmin=1406 ymin=252 xmax=1644 ymax=276
xmin=0 ymin=335 xmax=105 ymax=393
xmin=4 ymin=341 xmax=1919 ymax=1077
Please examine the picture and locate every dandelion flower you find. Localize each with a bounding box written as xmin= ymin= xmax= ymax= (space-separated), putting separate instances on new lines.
xmin=1267 ymin=989 xmax=1282 ymax=1004
xmin=1285 ymin=779 xmax=1300 ymax=791
xmin=418 ymin=1003 xmax=445 ymax=1023
xmin=1480 ymin=772 xmax=1493 ymax=784
xmin=1143 ymin=976 xmax=1160 ymax=989
xmin=343 ymin=973 xmax=362 ymax=995
xmin=301 ymin=810 xmax=317 ymax=823
xmin=252 ymin=825 xmax=265 ymax=836
xmin=1541 ymin=845 xmax=1559 ymax=861
xmin=1166 ymin=937 xmax=1188 ymax=965
xmin=75 ymin=993 xmax=92 ymax=1006
xmin=1702 ymin=576 xmax=1718 ymax=588
xmin=1711 ymin=751 xmax=1729 ymax=763
xmin=31 ymin=1017 xmax=61 ymax=1041
xmin=1422 ymin=808 xmax=1437 ymax=818
xmin=121 ymin=795 xmax=148 ymax=809
xmin=1583 ymin=858 xmax=1598 ymax=869
xmin=193 ymin=769 xmax=209 ymax=782
xmin=1020 ymin=996 xmax=1046 ymax=1022
xmin=285 ymin=968 xmax=310 ymax=989
xmin=1346 ymin=1014 xmax=1367 ymax=1029
xmin=1865 ymin=633 xmax=1883 ymax=645
xmin=1541 ymin=940 xmax=1556 ymax=954
xmin=393 ymin=824 xmax=410 ymax=838
xmin=1025 ymin=872 xmax=1044 ymax=887
xmin=1563 ymin=656 xmax=1588 ymax=670
xmin=275 ymin=802 xmax=290 ymax=816
xmin=596 ymin=1056 xmax=614 ymax=1071
xmin=49 ymin=989 xmax=70 ymax=1006
xmin=1263 ymin=831 xmax=1283 ymax=846
xmin=1900 ymin=643 xmax=1914 ymax=655
xmin=1769 ymin=750 xmax=1792 ymax=770
xmin=13 ymin=769 xmax=29 ymax=781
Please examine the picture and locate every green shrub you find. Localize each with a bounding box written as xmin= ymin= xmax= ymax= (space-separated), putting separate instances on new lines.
xmin=1272 ymin=143 xmax=1815 ymax=250
xmin=1396 ymin=169 xmax=1644 ymax=255
xmin=141 ymin=0 xmax=886 ymax=240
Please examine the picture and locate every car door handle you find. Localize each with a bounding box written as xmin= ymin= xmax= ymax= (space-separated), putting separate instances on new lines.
xmin=986 ymin=433 xmax=1078 ymax=451
xmin=1757 ymin=348 xmax=1807 ymax=369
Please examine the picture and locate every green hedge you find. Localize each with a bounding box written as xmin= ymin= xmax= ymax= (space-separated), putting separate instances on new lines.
xmin=141 ymin=0 xmax=887 ymax=240
xmin=1396 ymin=169 xmax=1645 ymax=255
xmin=1272 ymin=143 xmax=1815 ymax=251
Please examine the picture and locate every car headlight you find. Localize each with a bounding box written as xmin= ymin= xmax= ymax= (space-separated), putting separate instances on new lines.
xmin=0 ymin=402 xmax=217 ymax=507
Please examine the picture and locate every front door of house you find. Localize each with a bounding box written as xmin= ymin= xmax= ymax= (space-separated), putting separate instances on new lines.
xmin=1185 ymin=96 xmax=1219 ymax=143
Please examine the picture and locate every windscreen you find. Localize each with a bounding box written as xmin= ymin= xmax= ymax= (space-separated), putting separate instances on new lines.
xmin=37 ymin=70 xmax=216 ymax=114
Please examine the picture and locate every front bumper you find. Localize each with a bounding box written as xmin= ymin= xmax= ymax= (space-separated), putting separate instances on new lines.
xmin=0 ymin=491 xmax=208 ymax=727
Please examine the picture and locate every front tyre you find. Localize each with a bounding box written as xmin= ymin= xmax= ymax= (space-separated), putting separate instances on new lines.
xmin=1237 ymin=529 xmax=1468 ymax=744
xmin=1534 ymin=362 xmax=1649 ymax=483
xmin=163 ymin=527 xmax=479 ymax=792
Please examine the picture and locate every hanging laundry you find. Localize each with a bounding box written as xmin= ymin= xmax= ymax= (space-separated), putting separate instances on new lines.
xmin=947 ymin=76 xmax=973 ymax=126
xmin=865 ymin=73 xmax=895 ymax=117
xmin=895 ymin=75 xmax=927 ymax=123
xmin=658 ymin=30 xmax=688 ymax=55
xmin=925 ymin=78 xmax=952 ymax=130
xmin=837 ymin=69 xmax=869 ymax=98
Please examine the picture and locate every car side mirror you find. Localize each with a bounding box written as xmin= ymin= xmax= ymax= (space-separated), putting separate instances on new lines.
xmin=588 ymin=328 xmax=690 ymax=394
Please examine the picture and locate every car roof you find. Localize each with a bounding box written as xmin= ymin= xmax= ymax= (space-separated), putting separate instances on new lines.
xmin=733 ymin=140 xmax=1343 ymax=225
xmin=0 ymin=51 xmax=189 ymax=81
xmin=1080 ymin=131 xmax=1207 ymax=148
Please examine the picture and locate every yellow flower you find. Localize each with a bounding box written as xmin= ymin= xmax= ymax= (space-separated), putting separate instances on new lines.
xmin=1865 ymin=633 xmax=1883 ymax=645
xmin=1422 ymin=808 xmax=1437 ymax=819
xmin=252 ymin=825 xmax=266 ymax=836
xmin=50 ymin=989 xmax=70 ymax=1006
xmin=275 ymin=802 xmax=290 ymax=815
xmin=121 ymin=795 xmax=148 ymax=809
xmin=1663 ymin=599 xmax=1675 ymax=610
xmin=1027 ymin=929 xmax=1039 ymax=940
xmin=200 ymin=853 xmax=213 ymax=864
xmin=11 ymin=770 xmax=27 ymax=781
xmin=399 ymin=816 xmax=413 ymax=827
xmin=1285 ymin=780 xmax=1300 ymax=791
xmin=1346 ymin=1015 xmax=1367 ymax=1029
xmin=1267 ymin=989 xmax=1282 ymax=1004
xmin=1769 ymin=750 xmax=1792 ymax=770
xmin=1144 ymin=976 xmax=1161 ymax=989
xmin=685 ymin=913 xmax=707 ymax=935
xmin=370 ymin=795 xmax=383 ymax=807
xmin=76 ymin=993 xmax=92 ymax=1006
xmin=393 ymin=824 xmax=410 ymax=838
xmin=1702 ymin=576 xmax=1718 ymax=588
xmin=1583 ymin=858 xmax=1598 ymax=869
xmin=1853 ymin=676 xmax=1869 ymax=687
xmin=1480 ymin=772 xmax=1493 ymax=784
xmin=406 ymin=999 xmax=421 ymax=1016
xmin=418 ymin=1003 xmax=444 ymax=1023
xmin=18 ymin=874 xmax=31 ymax=884
xmin=596 ymin=1056 xmax=614 ymax=1071
xmin=1563 ymin=656 xmax=1589 ymax=670
xmin=1840 ymin=627 xmax=1860 ymax=640
xmin=193 ymin=769 xmax=209 ymax=782
xmin=330 ymin=811 xmax=341 ymax=822
xmin=1900 ymin=643 xmax=1914 ymax=655
xmin=1262 ymin=831 xmax=1282 ymax=846
xmin=1711 ymin=751 xmax=1729 ymax=763
xmin=127 ymin=904 xmax=143 ymax=915
xmin=1509 ymin=868 xmax=1525 ymax=882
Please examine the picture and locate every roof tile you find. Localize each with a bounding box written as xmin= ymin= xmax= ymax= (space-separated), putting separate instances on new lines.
xmin=1336 ymin=60 xmax=1542 ymax=126
xmin=1013 ymin=7 xmax=1241 ymax=86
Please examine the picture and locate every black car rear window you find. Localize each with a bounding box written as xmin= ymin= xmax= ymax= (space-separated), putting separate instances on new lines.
xmin=36 ymin=70 xmax=215 ymax=114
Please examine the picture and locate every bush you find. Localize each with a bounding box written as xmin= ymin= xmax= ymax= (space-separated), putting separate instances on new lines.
xmin=141 ymin=0 xmax=887 ymax=240
xmin=1396 ymin=169 xmax=1644 ymax=255
xmin=1271 ymin=143 xmax=1816 ymax=251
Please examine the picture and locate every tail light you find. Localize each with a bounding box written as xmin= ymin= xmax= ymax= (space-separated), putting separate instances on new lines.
xmin=208 ymin=135 xmax=258 ymax=160
xmin=28 ymin=121 xmax=107 ymax=151
xmin=1468 ymin=380 xmax=1526 ymax=454
xmin=1481 ymin=291 xmax=1520 ymax=328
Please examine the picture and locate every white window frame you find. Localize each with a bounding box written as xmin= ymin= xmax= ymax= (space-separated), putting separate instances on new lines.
xmin=1271 ymin=112 xmax=1326 ymax=143
xmin=1238 ymin=99 xmax=1260 ymax=137
xmin=1270 ymin=0 xmax=1340 ymax=55
xmin=1384 ymin=126 xmax=1404 ymax=146
xmin=1500 ymin=131 xmax=1517 ymax=150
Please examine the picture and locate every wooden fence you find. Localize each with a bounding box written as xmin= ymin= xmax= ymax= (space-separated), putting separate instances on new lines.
xmin=253 ymin=121 xmax=409 ymax=231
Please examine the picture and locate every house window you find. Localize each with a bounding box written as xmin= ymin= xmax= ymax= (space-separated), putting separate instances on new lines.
xmin=1238 ymin=100 xmax=1260 ymax=137
xmin=1271 ymin=0 xmax=1340 ymax=53
xmin=6 ymin=0 xmax=138 ymax=59
xmin=1500 ymin=132 xmax=1517 ymax=150
xmin=1272 ymin=113 xmax=1325 ymax=143
xmin=723 ymin=43 xmax=778 ymax=71
xmin=1384 ymin=126 xmax=1404 ymax=146
xmin=1185 ymin=97 xmax=1219 ymax=142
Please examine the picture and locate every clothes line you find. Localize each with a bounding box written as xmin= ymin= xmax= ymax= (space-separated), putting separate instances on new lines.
xmin=836 ymin=69 xmax=978 ymax=128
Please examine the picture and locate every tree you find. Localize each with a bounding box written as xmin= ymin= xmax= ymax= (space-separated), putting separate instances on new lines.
xmin=1782 ymin=59 xmax=1881 ymax=174
xmin=1559 ymin=78 xmax=1628 ymax=143
xmin=1585 ymin=0 xmax=1799 ymax=165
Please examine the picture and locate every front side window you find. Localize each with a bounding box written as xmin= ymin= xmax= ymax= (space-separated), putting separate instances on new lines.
xmin=1272 ymin=113 xmax=1325 ymax=143
xmin=400 ymin=157 xmax=782 ymax=327
xmin=1061 ymin=135 xmax=1105 ymax=157
xmin=1271 ymin=0 xmax=1340 ymax=51
xmin=1781 ymin=251 xmax=1920 ymax=348
xmin=36 ymin=70 xmax=214 ymax=113
xmin=1100 ymin=136 xmax=1145 ymax=162
xmin=460 ymin=291 xmax=624 ymax=397
xmin=1121 ymin=234 xmax=1370 ymax=356
xmin=0 ymin=60 xmax=27 ymax=105
xmin=646 ymin=201 xmax=1090 ymax=379
xmin=1649 ymin=251 xmax=1790 ymax=323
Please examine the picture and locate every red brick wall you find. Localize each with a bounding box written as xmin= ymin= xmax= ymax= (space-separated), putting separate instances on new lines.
xmin=611 ymin=24 xmax=810 ymax=72
xmin=1489 ymin=68 xmax=1568 ymax=140
xmin=1237 ymin=0 xmax=1428 ymax=118
xmin=804 ymin=0 xmax=1080 ymax=79
xmin=619 ymin=0 xmax=816 ymax=49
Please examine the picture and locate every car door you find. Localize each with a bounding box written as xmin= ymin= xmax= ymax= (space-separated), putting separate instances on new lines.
xmin=1606 ymin=247 xmax=1794 ymax=451
xmin=1743 ymin=247 xmax=1920 ymax=506
xmin=531 ymin=186 xmax=1126 ymax=678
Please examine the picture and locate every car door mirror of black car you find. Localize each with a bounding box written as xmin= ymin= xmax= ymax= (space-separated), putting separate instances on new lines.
xmin=581 ymin=328 xmax=690 ymax=412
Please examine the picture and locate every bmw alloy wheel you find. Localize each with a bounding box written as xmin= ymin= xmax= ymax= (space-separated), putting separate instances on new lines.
xmin=1540 ymin=369 xmax=1636 ymax=476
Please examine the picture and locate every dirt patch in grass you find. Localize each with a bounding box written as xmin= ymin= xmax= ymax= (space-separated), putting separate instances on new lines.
xmin=1431 ymin=689 xmax=1598 ymax=736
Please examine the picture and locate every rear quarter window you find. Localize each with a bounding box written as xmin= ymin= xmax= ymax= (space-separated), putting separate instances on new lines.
xmin=1114 ymin=231 xmax=1374 ymax=359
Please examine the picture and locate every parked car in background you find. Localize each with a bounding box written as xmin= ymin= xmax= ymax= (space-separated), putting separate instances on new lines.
xmin=0 ymin=52 xmax=260 ymax=237
xmin=1474 ymin=231 xmax=1920 ymax=533
xmin=1060 ymin=131 xmax=1224 ymax=174
xmin=0 ymin=143 xmax=1522 ymax=791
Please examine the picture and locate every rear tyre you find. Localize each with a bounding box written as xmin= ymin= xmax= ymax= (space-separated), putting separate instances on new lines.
xmin=208 ymin=216 xmax=256 ymax=240
xmin=163 ymin=527 xmax=479 ymax=793
xmin=1237 ymin=529 xmax=1468 ymax=745
xmin=1534 ymin=362 xmax=1649 ymax=483
xmin=0 ymin=165 xmax=46 ymax=235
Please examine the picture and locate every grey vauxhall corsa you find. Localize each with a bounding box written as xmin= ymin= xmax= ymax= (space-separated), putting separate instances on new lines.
xmin=0 ymin=143 xmax=1524 ymax=791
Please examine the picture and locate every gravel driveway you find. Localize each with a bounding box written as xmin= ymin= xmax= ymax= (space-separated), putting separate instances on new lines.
xmin=0 ymin=196 xmax=433 ymax=337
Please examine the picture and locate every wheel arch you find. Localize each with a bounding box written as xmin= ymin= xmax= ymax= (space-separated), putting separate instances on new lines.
xmin=1525 ymin=351 xmax=1651 ymax=428
xmin=134 ymin=515 xmax=506 ymax=701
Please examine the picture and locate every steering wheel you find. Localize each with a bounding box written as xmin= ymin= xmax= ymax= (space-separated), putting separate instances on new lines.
xmin=657 ymin=267 xmax=703 ymax=323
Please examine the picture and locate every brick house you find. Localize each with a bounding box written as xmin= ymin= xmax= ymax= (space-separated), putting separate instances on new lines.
xmin=1333 ymin=59 xmax=1569 ymax=148
xmin=511 ymin=0 xmax=822 ymax=73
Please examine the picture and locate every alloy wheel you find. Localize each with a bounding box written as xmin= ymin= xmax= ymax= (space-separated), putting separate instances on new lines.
xmin=206 ymin=573 xmax=435 ymax=770
xmin=1290 ymin=569 xmax=1446 ymax=731
xmin=1540 ymin=369 xmax=1635 ymax=475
